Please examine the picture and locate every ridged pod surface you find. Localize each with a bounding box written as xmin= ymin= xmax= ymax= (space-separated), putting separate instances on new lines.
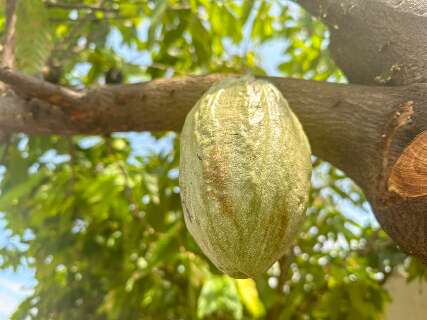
xmin=180 ymin=77 xmax=311 ymax=278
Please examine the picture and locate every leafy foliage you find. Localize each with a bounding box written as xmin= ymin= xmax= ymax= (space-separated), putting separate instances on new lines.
xmin=15 ymin=0 xmax=53 ymax=73
xmin=0 ymin=1 xmax=426 ymax=319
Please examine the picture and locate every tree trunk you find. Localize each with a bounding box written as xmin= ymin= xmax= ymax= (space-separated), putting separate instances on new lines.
xmin=1 ymin=0 xmax=427 ymax=262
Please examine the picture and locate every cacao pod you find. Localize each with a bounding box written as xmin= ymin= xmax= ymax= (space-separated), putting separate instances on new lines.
xmin=180 ymin=76 xmax=311 ymax=278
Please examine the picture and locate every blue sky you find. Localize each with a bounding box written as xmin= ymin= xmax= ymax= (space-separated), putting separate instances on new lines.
xmin=0 ymin=45 xmax=377 ymax=320
xmin=0 ymin=217 xmax=36 ymax=319
xmin=0 ymin=268 xmax=35 ymax=319
xmin=0 ymin=3 xmax=379 ymax=318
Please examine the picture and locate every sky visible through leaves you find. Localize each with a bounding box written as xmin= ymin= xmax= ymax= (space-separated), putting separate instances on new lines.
xmin=0 ymin=6 xmax=301 ymax=314
xmin=0 ymin=41 xmax=372 ymax=320
xmin=0 ymin=1 xmax=426 ymax=319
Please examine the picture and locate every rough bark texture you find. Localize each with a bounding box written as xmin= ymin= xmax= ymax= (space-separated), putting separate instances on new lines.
xmin=297 ymin=0 xmax=427 ymax=86
xmin=1 ymin=0 xmax=427 ymax=262
xmin=296 ymin=0 xmax=427 ymax=261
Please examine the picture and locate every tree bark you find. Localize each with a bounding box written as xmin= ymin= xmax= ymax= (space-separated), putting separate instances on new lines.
xmin=1 ymin=68 xmax=427 ymax=261
xmin=0 ymin=0 xmax=18 ymax=142
xmin=1 ymin=0 xmax=427 ymax=262
xmin=296 ymin=0 xmax=427 ymax=261
xmin=297 ymin=0 xmax=427 ymax=86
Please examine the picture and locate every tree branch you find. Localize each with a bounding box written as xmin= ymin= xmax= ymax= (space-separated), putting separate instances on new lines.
xmin=49 ymin=15 xmax=138 ymax=23
xmin=0 ymin=67 xmax=83 ymax=107
xmin=1 ymin=70 xmax=427 ymax=262
xmin=296 ymin=0 xmax=427 ymax=265
xmin=44 ymin=1 xmax=118 ymax=12
xmin=296 ymin=0 xmax=427 ymax=86
xmin=0 ymin=137 xmax=11 ymax=165
xmin=0 ymin=72 xmax=424 ymax=188
xmin=49 ymin=0 xmax=109 ymax=63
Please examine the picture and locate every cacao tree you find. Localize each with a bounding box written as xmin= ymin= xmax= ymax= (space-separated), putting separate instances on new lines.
xmin=0 ymin=0 xmax=427 ymax=319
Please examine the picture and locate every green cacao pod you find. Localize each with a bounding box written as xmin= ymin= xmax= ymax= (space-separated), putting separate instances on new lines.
xmin=180 ymin=76 xmax=311 ymax=278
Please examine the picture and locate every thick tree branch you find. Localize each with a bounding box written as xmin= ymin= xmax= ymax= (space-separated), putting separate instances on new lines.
xmin=296 ymin=0 xmax=427 ymax=264
xmin=0 ymin=72 xmax=425 ymax=191
xmin=297 ymin=0 xmax=427 ymax=86
xmin=1 ymin=71 xmax=427 ymax=263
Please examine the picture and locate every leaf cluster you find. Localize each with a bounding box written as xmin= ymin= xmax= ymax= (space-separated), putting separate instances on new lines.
xmin=0 ymin=1 xmax=426 ymax=319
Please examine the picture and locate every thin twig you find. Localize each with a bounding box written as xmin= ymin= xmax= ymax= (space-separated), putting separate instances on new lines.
xmin=44 ymin=1 xmax=118 ymax=12
xmin=266 ymin=249 xmax=294 ymax=320
xmin=0 ymin=135 xmax=11 ymax=166
xmin=278 ymin=250 xmax=294 ymax=290
xmin=50 ymin=17 xmax=94 ymax=62
xmin=105 ymin=135 xmax=142 ymax=220
xmin=67 ymin=135 xmax=77 ymax=188
xmin=1 ymin=0 xmax=18 ymax=93
xmin=49 ymin=15 xmax=139 ymax=23
xmin=51 ymin=0 xmax=110 ymax=61
xmin=66 ymin=135 xmax=80 ymax=220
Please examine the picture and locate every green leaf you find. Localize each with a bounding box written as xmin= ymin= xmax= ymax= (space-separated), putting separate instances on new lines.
xmin=236 ymin=279 xmax=265 ymax=318
xmin=15 ymin=0 xmax=52 ymax=73
xmin=147 ymin=0 xmax=169 ymax=43
xmin=241 ymin=0 xmax=255 ymax=24
xmin=146 ymin=222 xmax=182 ymax=271
xmin=197 ymin=276 xmax=243 ymax=320
xmin=190 ymin=16 xmax=211 ymax=63
xmin=0 ymin=2 xmax=411 ymax=319
xmin=0 ymin=171 xmax=45 ymax=210
xmin=151 ymin=0 xmax=169 ymax=25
